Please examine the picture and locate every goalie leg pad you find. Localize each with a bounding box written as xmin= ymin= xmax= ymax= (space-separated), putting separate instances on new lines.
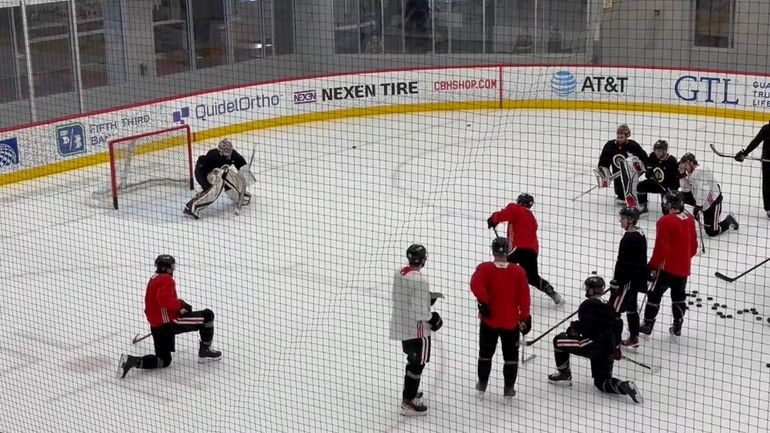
xmin=223 ymin=170 xmax=249 ymax=206
xmin=620 ymin=156 xmax=645 ymax=209
xmin=186 ymin=175 xmax=224 ymax=216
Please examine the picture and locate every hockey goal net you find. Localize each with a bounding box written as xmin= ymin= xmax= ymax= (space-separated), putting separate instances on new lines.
xmin=93 ymin=125 xmax=193 ymax=209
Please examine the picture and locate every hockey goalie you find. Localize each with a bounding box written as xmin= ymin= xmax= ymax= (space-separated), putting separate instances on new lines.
xmin=184 ymin=138 xmax=255 ymax=219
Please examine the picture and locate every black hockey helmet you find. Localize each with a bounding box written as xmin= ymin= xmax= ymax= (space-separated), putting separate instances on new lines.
xmin=584 ymin=274 xmax=606 ymax=297
xmin=155 ymin=254 xmax=176 ymax=273
xmin=617 ymin=124 xmax=631 ymax=137
xmin=663 ymin=190 xmax=684 ymax=211
xmin=679 ymin=152 xmax=698 ymax=165
xmin=517 ymin=193 xmax=534 ymax=209
xmin=491 ymin=237 xmax=510 ymax=255
xmin=653 ymin=140 xmax=669 ymax=151
xmin=619 ymin=206 xmax=640 ymax=225
xmin=406 ymin=244 xmax=427 ymax=265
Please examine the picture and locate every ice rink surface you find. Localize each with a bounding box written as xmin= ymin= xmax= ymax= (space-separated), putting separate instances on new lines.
xmin=2 ymin=109 xmax=769 ymax=433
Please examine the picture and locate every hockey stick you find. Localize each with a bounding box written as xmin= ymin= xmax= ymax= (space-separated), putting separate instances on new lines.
xmin=573 ymin=171 xmax=622 ymax=201
xmin=132 ymin=332 xmax=151 ymax=344
xmin=526 ymin=288 xmax=611 ymax=346
xmin=492 ymin=227 xmax=500 ymax=238
xmin=622 ymin=355 xmax=659 ymax=373
xmin=683 ymin=208 xmax=706 ymax=254
xmin=710 ymin=143 xmax=770 ymax=162
xmin=521 ymin=334 xmax=536 ymax=363
xmin=714 ymin=257 xmax=770 ymax=282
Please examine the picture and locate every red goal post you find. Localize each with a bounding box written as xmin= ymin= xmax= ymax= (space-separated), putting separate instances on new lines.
xmin=106 ymin=125 xmax=193 ymax=210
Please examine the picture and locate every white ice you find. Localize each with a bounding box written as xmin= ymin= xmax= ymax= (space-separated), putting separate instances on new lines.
xmin=1 ymin=109 xmax=769 ymax=433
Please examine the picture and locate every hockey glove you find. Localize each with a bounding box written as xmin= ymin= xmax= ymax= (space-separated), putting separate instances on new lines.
xmin=566 ymin=323 xmax=580 ymax=338
xmin=477 ymin=302 xmax=492 ymax=318
xmin=519 ymin=316 xmax=532 ymax=335
xmin=735 ymin=150 xmax=746 ymax=162
xmin=693 ymin=206 xmax=702 ymax=220
xmin=648 ymin=269 xmax=658 ymax=282
xmin=487 ymin=217 xmax=497 ymax=229
xmin=614 ymin=345 xmax=623 ymax=361
xmin=180 ymin=300 xmax=193 ymax=315
xmin=644 ymin=167 xmax=654 ymax=179
xmin=428 ymin=312 xmax=443 ymax=332
xmin=609 ymin=279 xmax=620 ymax=294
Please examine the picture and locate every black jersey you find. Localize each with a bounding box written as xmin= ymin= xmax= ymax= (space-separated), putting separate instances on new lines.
xmin=745 ymin=122 xmax=770 ymax=160
xmin=598 ymin=139 xmax=649 ymax=172
xmin=646 ymin=151 xmax=680 ymax=191
xmin=571 ymin=297 xmax=622 ymax=352
xmin=195 ymin=148 xmax=247 ymax=176
xmin=613 ymin=229 xmax=648 ymax=291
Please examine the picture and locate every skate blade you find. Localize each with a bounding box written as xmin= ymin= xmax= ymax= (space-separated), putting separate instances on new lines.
xmin=198 ymin=355 xmax=223 ymax=364
xmin=548 ymin=380 xmax=573 ymax=387
xmin=401 ymin=408 xmax=428 ymax=417
xmin=117 ymin=354 xmax=128 ymax=379
xmin=522 ymin=354 xmax=536 ymax=363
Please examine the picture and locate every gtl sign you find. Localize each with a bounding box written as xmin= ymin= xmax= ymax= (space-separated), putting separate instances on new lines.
xmin=674 ymin=75 xmax=739 ymax=105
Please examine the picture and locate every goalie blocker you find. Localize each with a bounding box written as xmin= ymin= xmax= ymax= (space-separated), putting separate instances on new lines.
xmin=184 ymin=139 xmax=255 ymax=219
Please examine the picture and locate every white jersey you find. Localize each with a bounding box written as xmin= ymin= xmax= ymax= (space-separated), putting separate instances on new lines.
xmin=389 ymin=266 xmax=432 ymax=341
xmin=682 ymin=166 xmax=721 ymax=211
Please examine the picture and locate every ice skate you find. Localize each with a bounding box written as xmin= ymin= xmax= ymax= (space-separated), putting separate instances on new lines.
xmin=504 ymin=385 xmax=516 ymax=400
xmin=638 ymin=320 xmax=655 ymax=337
xmin=476 ymin=380 xmax=488 ymax=399
xmin=621 ymin=335 xmax=640 ymax=349
xmin=183 ymin=205 xmax=199 ymax=220
xmin=669 ymin=318 xmax=683 ymax=337
xmin=198 ymin=344 xmax=223 ymax=363
xmin=117 ymin=354 xmax=141 ymax=379
xmin=620 ymin=380 xmax=643 ymax=404
xmin=726 ymin=212 xmax=739 ymax=230
xmin=548 ymin=369 xmax=572 ymax=386
xmin=401 ymin=398 xmax=428 ymax=416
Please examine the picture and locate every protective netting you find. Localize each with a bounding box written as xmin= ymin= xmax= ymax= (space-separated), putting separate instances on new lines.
xmin=1 ymin=1 xmax=769 ymax=433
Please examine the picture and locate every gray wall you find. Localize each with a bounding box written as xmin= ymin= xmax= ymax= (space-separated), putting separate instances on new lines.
xmin=11 ymin=0 xmax=770 ymax=130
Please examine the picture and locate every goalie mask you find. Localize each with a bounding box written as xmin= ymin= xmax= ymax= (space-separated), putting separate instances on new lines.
xmin=218 ymin=139 xmax=234 ymax=157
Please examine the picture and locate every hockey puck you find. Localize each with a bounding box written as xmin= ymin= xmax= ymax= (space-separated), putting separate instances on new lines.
xmin=352 ymin=146 xmax=357 ymax=149
xmin=696 ymin=303 xmax=702 ymax=308
xmin=726 ymin=315 xmax=733 ymax=319
xmin=767 ymin=317 xmax=770 ymax=324
xmin=717 ymin=311 xmax=723 ymax=316
xmin=688 ymin=301 xmax=694 ymax=305
xmin=766 ymin=363 xmax=770 ymax=368
xmin=737 ymin=311 xmax=743 ymax=315
xmin=707 ymin=297 xmax=714 ymax=301
xmin=711 ymin=306 xmax=718 ymax=310
xmin=696 ymin=298 xmax=702 ymax=302
xmin=744 ymin=309 xmax=750 ymax=313
xmin=692 ymin=290 xmax=699 ymax=294
xmin=721 ymin=304 xmax=727 ymax=308
xmin=757 ymin=317 xmax=763 ymax=321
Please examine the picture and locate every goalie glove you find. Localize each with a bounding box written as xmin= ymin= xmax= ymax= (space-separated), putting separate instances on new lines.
xmin=180 ymin=300 xmax=193 ymax=315
xmin=594 ymin=166 xmax=613 ymax=188
xmin=238 ymin=164 xmax=257 ymax=186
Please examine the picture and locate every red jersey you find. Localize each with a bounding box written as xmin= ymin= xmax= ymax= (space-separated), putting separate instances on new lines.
xmin=470 ymin=261 xmax=531 ymax=330
xmin=144 ymin=273 xmax=183 ymax=327
xmin=490 ymin=203 xmax=539 ymax=254
xmin=648 ymin=212 xmax=698 ymax=278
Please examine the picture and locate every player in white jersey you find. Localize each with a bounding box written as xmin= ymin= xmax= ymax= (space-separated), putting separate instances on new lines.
xmin=679 ymin=153 xmax=738 ymax=236
xmin=389 ymin=244 xmax=443 ymax=416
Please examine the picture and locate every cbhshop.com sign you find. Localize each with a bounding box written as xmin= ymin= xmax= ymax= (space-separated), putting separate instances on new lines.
xmin=674 ymin=75 xmax=739 ymax=105
xmin=433 ymin=79 xmax=498 ymax=91
xmin=321 ymin=81 xmax=418 ymax=101
xmin=174 ymin=94 xmax=281 ymax=123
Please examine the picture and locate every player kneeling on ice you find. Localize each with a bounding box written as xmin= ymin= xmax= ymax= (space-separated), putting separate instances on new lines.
xmin=470 ymin=237 xmax=531 ymax=400
xmin=184 ymin=138 xmax=255 ymax=219
xmin=679 ymin=152 xmax=738 ymax=236
xmin=389 ymin=244 xmax=444 ymax=416
xmin=549 ymin=275 xmax=642 ymax=404
xmin=118 ymin=255 xmax=222 ymax=378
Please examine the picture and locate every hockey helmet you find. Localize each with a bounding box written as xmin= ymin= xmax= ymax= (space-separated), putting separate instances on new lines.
xmin=617 ymin=124 xmax=631 ymax=138
xmin=663 ymin=190 xmax=684 ymax=211
xmin=491 ymin=237 xmax=510 ymax=255
xmin=516 ymin=193 xmax=534 ymax=209
xmin=619 ymin=206 xmax=640 ymax=225
xmin=679 ymin=152 xmax=698 ymax=166
xmin=653 ymin=140 xmax=669 ymax=151
xmin=155 ymin=254 xmax=176 ymax=273
xmin=218 ymin=139 xmax=234 ymax=156
xmin=584 ymin=274 xmax=606 ymax=297
xmin=406 ymin=244 xmax=427 ymax=265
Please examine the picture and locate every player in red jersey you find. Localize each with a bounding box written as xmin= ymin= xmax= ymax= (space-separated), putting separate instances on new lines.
xmin=118 ymin=255 xmax=222 ymax=378
xmin=487 ymin=193 xmax=563 ymax=305
xmin=470 ymin=237 xmax=532 ymax=400
xmin=639 ymin=191 xmax=698 ymax=338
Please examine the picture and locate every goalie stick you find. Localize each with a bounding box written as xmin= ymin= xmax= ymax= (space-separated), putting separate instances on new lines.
xmin=710 ymin=143 xmax=770 ymax=162
xmin=714 ymin=257 xmax=770 ymax=282
xmin=572 ymin=170 xmax=622 ymax=201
